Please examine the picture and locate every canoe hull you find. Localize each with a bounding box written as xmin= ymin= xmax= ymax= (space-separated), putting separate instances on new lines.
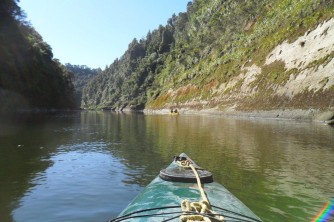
xmin=117 ymin=177 xmax=261 ymax=221
xmin=115 ymin=154 xmax=262 ymax=221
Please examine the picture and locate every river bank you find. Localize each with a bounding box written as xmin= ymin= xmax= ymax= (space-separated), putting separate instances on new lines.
xmin=142 ymin=108 xmax=334 ymax=124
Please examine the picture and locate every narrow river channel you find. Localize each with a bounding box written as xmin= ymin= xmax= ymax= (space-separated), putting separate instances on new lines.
xmin=0 ymin=111 xmax=333 ymax=222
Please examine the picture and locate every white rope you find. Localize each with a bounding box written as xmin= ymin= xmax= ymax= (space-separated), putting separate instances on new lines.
xmin=176 ymin=158 xmax=224 ymax=222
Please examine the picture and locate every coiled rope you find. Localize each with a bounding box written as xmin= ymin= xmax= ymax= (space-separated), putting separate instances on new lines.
xmin=175 ymin=157 xmax=224 ymax=222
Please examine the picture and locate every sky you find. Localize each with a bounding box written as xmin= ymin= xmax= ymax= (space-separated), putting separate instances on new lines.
xmin=19 ymin=0 xmax=190 ymax=69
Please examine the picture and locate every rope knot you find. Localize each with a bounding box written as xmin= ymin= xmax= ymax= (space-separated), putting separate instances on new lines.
xmin=180 ymin=199 xmax=224 ymax=222
xmin=174 ymin=156 xmax=224 ymax=222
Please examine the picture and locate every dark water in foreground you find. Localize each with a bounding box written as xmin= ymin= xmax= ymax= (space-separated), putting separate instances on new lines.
xmin=0 ymin=111 xmax=333 ymax=222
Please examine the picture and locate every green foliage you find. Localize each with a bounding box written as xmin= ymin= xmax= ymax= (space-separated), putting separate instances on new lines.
xmin=261 ymin=60 xmax=287 ymax=84
xmin=65 ymin=64 xmax=101 ymax=107
xmin=305 ymin=51 xmax=334 ymax=71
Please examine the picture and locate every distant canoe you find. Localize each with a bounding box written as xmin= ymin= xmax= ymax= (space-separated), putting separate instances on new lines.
xmin=169 ymin=109 xmax=179 ymax=115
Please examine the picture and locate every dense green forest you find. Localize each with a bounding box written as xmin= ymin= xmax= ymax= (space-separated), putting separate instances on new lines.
xmin=65 ymin=64 xmax=101 ymax=107
xmin=82 ymin=0 xmax=334 ymax=111
xmin=0 ymin=0 xmax=75 ymax=115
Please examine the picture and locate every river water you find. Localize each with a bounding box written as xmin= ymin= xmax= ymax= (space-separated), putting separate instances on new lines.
xmin=0 ymin=111 xmax=333 ymax=222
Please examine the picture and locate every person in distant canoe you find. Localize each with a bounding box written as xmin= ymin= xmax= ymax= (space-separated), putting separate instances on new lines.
xmin=170 ymin=108 xmax=178 ymax=114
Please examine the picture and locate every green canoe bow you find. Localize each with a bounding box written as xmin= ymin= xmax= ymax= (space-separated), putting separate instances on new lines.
xmin=111 ymin=153 xmax=262 ymax=222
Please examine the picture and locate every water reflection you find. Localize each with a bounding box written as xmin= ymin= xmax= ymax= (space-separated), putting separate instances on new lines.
xmin=0 ymin=111 xmax=333 ymax=222
xmin=13 ymin=142 xmax=142 ymax=222
xmin=135 ymin=114 xmax=334 ymax=221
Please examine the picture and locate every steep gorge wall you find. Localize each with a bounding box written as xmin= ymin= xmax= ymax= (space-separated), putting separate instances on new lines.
xmin=151 ymin=18 xmax=334 ymax=114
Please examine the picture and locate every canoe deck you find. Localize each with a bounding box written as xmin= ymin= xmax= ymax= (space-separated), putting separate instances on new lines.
xmin=116 ymin=177 xmax=261 ymax=221
xmin=113 ymin=154 xmax=262 ymax=221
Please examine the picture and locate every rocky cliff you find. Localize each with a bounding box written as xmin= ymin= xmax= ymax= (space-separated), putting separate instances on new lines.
xmin=153 ymin=18 xmax=334 ymax=116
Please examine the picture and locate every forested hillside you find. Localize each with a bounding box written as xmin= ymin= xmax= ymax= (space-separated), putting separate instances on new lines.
xmin=82 ymin=0 xmax=334 ymax=113
xmin=65 ymin=64 xmax=101 ymax=107
xmin=0 ymin=0 xmax=75 ymax=115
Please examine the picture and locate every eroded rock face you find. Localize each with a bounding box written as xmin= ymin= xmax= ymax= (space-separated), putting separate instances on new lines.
xmin=241 ymin=18 xmax=334 ymax=96
xmin=266 ymin=19 xmax=334 ymax=70
xmin=264 ymin=18 xmax=334 ymax=97
xmin=314 ymin=111 xmax=334 ymax=122
xmin=215 ymin=19 xmax=334 ymax=110
xmin=161 ymin=19 xmax=334 ymax=114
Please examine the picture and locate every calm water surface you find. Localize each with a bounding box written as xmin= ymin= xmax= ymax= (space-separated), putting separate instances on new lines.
xmin=0 ymin=111 xmax=333 ymax=222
